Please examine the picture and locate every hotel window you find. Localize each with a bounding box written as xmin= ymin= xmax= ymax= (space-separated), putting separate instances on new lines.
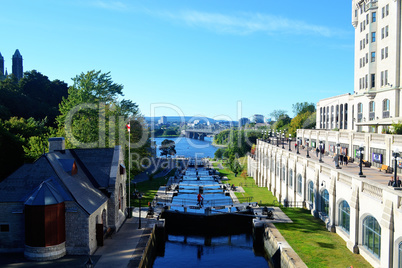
xmin=383 ymin=99 xmax=390 ymax=118
xmin=385 ymin=25 xmax=389 ymax=37
xmin=308 ymin=181 xmax=314 ymax=203
xmin=362 ymin=216 xmax=381 ymax=258
xmin=365 ymin=74 xmax=368 ymax=88
xmin=366 ymin=53 xmax=368 ymax=64
xmin=381 ymin=48 xmax=384 ymax=59
xmin=361 ymin=7 xmax=363 ymax=14
xmin=355 ymin=10 xmax=358 ymax=18
xmin=369 ymin=101 xmax=375 ymax=121
xmin=289 ymin=169 xmax=293 ymax=188
xmin=381 ymin=71 xmax=384 ymax=86
xmin=363 ymin=39 xmax=366 ymax=49
xmin=371 ymin=74 xmax=375 ymax=88
xmin=372 ymin=12 xmax=376 ymax=22
xmin=385 ymin=47 xmax=388 ymax=58
xmin=338 ymin=201 xmax=350 ymax=233
xmin=366 ymin=34 xmax=368 ymax=44
xmin=297 ymin=174 xmax=302 ymax=195
xmin=371 ymin=32 xmax=376 ymax=42
xmin=360 ymin=22 xmax=363 ymax=32
xmin=320 ymin=189 xmax=329 ymax=215
xmin=385 ymin=70 xmax=388 ymax=85
xmin=359 ymin=59 xmax=362 ymax=68
xmin=386 ymin=4 xmax=389 ymax=16
xmin=366 ymin=14 xmax=369 ymax=24
xmin=371 ymin=52 xmax=375 ymax=62
xmin=382 ymin=6 xmax=385 ymax=18
xmin=363 ymin=21 xmax=366 ymax=30
xmin=360 ymin=40 xmax=362 ymax=50
xmin=381 ymin=27 xmax=384 ymax=39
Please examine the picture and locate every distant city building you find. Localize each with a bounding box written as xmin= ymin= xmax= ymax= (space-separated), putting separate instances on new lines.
xmin=239 ymin=117 xmax=250 ymax=127
xmin=252 ymin=114 xmax=264 ymax=124
xmin=158 ymin=116 xmax=167 ymax=125
xmin=265 ymin=117 xmax=272 ymax=124
xmin=0 ymin=49 xmax=23 ymax=81
xmin=317 ymin=1 xmax=402 ymax=133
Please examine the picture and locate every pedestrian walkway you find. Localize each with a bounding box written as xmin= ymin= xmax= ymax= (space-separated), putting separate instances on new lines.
xmin=279 ymin=142 xmax=396 ymax=186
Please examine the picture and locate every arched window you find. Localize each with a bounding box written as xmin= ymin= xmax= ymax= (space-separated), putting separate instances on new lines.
xmin=289 ymin=169 xmax=293 ymax=188
xmin=321 ymin=189 xmax=329 ymax=215
xmin=338 ymin=200 xmax=350 ymax=233
xmin=383 ymin=99 xmax=390 ymax=118
xmin=282 ymin=165 xmax=286 ymax=182
xmin=398 ymin=242 xmax=402 ymax=268
xmin=369 ymin=101 xmax=375 ymax=121
xmin=344 ymin=103 xmax=348 ymax=129
xmin=363 ymin=216 xmax=381 ymax=258
xmin=307 ymin=181 xmax=314 ymax=203
xmin=297 ymin=174 xmax=302 ymax=195
xmin=357 ymin=103 xmax=363 ymax=124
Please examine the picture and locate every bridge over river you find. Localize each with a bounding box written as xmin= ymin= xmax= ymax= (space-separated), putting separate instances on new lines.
xmin=184 ymin=129 xmax=222 ymax=140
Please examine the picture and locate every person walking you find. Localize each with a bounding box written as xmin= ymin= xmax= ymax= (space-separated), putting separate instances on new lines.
xmin=344 ymin=154 xmax=348 ymax=166
xmin=197 ymin=193 xmax=204 ymax=207
xmin=339 ymin=154 xmax=344 ymax=165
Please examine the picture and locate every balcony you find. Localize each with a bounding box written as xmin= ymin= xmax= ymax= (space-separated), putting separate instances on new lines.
xmin=365 ymin=0 xmax=378 ymax=11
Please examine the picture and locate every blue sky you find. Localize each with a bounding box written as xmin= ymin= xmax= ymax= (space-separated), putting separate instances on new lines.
xmin=1 ymin=0 xmax=354 ymax=121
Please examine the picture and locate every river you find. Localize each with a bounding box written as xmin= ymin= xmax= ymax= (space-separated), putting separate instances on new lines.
xmin=153 ymin=136 xmax=219 ymax=159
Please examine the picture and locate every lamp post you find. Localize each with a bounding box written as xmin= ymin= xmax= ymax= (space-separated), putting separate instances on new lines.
xmin=319 ymin=140 xmax=324 ymax=163
xmin=282 ymin=133 xmax=285 ymax=149
xmin=276 ymin=131 xmax=279 ymax=147
xmin=296 ymin=137 xmax=300 ymax=154
xmin=393 ymin=148 xmax=400 ymax=187
xmin=134 ymin=191 xmax=143 ymax=229
xmin=358 ymin=143 xmax=365 ymax=177
xmin=306 ymin=138 xmax=310 ymax=158
xmin=288 ymin=134 xmax=292 ymax=151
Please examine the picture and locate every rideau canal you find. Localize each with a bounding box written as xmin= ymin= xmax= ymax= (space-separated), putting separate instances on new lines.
xmin=151 ymin=137 xmax=271 ymax=267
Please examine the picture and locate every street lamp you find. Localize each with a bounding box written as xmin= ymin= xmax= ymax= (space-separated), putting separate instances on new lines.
xmin=306 ymin=138 xmax=310 ymax=158
xmin=282 ymin=133 xmax=285 ymax=149
xmin=276 ymin=131 xmax=279 ymax=147
xmin=319 ymin=140 xmax=324 ymax=163
xmin=288 ymin=134 xmax=292 ymax=151
xmin=296 ymin=137 xmax=300 ymax=154
xmin=358 ymin=143 xmax=365 ymax=177
xmin=393 ymin=148 xmax=400 ymax=187
xmin=134 ymin=191 xmax=143 ymax=229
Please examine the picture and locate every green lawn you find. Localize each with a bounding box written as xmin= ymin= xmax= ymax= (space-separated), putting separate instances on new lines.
xmin=216 ymin=159 xmax=371 ymax=268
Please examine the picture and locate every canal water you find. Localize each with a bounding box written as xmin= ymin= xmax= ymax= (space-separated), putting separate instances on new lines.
xmin=153 ymin=137 xmax=218 ymax=159
xmin=151 ymin=165 xmax=271 ymax=268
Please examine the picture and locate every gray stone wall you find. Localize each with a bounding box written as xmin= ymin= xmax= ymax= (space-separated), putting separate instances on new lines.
xmin=0 ymin=203 xmax=25 ymax=252
xmin=88 ymin=202 xmax=108 ymax=254
xmin=64 ymin=202 xmax=90 ymax=255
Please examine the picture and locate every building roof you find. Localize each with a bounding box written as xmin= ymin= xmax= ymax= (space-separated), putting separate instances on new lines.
xmin=13 ymin=49 xmax=22 ymax=59
xmin=0 ymin=146 xmax=119 ymax=215
xmin=23 ymin=178 xmax=70 ymax=206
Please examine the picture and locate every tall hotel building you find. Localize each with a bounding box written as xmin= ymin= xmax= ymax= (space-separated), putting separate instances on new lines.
xmin=317 ymin=0 xmax=401 ymax=133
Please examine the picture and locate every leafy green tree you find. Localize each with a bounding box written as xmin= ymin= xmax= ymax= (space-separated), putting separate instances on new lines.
xmin=214 ymin=148 xmax=224 ymax=159
xmin=159 ymin=139 xmax=176 ymax=158
xmin=392 ymin=121 xmax=402 ymax=134
xmin=270 ymin=109 xmax=287 ymax=121
xmin=292 ymin=102 xmax=315 ymax=116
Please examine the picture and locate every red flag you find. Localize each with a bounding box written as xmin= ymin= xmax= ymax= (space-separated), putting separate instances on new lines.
xmin=126 ymin=123 xmax=131 ymax=132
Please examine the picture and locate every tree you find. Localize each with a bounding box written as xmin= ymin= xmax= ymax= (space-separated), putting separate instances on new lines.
xmin=214 ymin=148 xmax=224 ymax=159
xmin=56 ymin=70 xmax=139 ymax=148
xmin=159 ymin=139 xmax=176 ymax=158
xmin=270 ymin=109 xmax=287 ymax=121
xmin=292 ymin=102 xmax=316 ymax=116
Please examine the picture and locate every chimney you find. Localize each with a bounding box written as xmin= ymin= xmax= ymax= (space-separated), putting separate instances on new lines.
xmin=48 ymin=137 xmax=65 ymax=152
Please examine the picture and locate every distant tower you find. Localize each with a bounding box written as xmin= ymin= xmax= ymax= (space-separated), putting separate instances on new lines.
xmin=0 ymin=52 xmax=4 ymax=76
xmin=12 ymin=49 xmax=23 ymax=80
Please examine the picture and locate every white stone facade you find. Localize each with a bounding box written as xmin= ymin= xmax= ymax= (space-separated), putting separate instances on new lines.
xmin=249 ymin=138 xmax=402 ymax=267
xmin=317 ymin=0 xmax=402 ymax=133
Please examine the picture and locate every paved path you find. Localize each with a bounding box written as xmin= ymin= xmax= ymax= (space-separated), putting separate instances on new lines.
xmin=276 ymin=142 xmax=395 ymax=186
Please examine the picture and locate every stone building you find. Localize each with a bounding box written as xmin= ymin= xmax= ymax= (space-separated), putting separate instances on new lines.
xmin=317 ymin=0 xmax=402 ymax=133
xmin=0 ymin=49 xmax=23 ymax=81
xmin=0 ymin=137 xmax=127 ymax=260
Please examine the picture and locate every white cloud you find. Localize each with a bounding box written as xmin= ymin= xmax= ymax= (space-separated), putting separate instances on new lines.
xmin=155 ymin=10 xmax=345 ymax=37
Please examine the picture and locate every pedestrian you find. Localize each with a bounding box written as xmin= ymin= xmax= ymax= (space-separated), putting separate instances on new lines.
xmin=295 ymin=143 xmax=297 ymax=150
xmin=333 ymin=154 xmax=340 ymax=168
xmin=339 ymin=154 xmax=343 ymax=165
xmin=344 ymin=154 xmax=348 ymax=166
xmin=316 ymin=147 xmax=319 ymax=157
xmin=197 ymin=193 xmax=204 ymax=207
